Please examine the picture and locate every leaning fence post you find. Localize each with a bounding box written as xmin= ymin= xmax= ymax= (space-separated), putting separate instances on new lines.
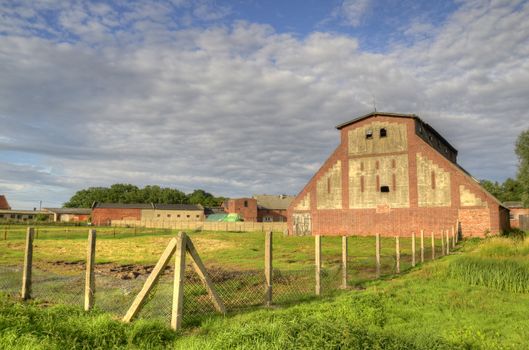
xmin=84 ymin=229 xmax=96 ymax=311
xmin=431 ymin=232 xmax=435 ymax=260
xmin=395 ymin=236 xmax=400 ymax=274
xmin=341 ymin=236 xmax=347 ymax=289
xmin=375 ymin=233 xmax=381 ymax=278
xmin=411 ymin=232 xmax=416 ymax=267
xmin=420 ymin=229 xmax=424 ymax=263
xmin=315 ymin=235 xmax=321 ymax=296
xmin=265 ymin=231 xmax=273 ymax=306
xmin=21 ymin=227 xmax=34 ymax=300
xmin=171 ymin=232 xmax=187 ymax=330
xmin=452 ymin=226 xmax=456 ymax=248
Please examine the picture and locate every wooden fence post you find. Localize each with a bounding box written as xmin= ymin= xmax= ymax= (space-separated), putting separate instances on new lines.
xmin=445 ymin=230 xmax=450 ymax=255
xmin=123 ymin=237 xmax=178 ymax=323
xmin=431 ymin=232 xmax=435 ymax=260
xmin=84 ymin=229 xmax=96 ymax=311
xmin=452 ymin=226 xmax=456 ymax=248
xmin=395 ymin=236 xmax=400 ymax=274
xmin=21 ymin=227 xmax=34 ymax=300
xmin=375 ymin=233 xmax=381 ymax=278
xmin=265 ymin=231 xmax=273 ymax=306
xmin=411 ymin=232 xmax=416 ymax=267
xmin=186 ymin=237 xmax=226 ymax=314
xmin=315 ymin=235 xmax=321 ymax=296
xmin=3 ymin=227 xmax=6 ymax=240
xmin=441 ymin=230 xmax=445 ymax=256
xmin=420 ymin=230 xmax=424 ymax=263
xmin=341 ymin=236 xmax=347 ymax=289
xmin=171 ymin=232 xmax=187 ymax=330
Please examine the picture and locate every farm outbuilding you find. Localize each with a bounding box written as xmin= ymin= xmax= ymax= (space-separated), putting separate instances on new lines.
xmin=43 ymin=208 xmax=91 ymax=223
xmin=92 ymin=203 xmax=204 ymax=226
xmin=0 ymin=195 xmax=11 ymax=210
xmin=287 ymin=112 xmax=510 ymax=238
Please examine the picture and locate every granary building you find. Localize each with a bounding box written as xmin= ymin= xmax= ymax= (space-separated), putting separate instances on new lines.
xmin=287 ymin=112 xmax=510 ymax=237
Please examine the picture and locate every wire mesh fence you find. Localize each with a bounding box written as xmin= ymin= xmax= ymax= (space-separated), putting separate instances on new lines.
xmin=0 ymin=228 xmax=459 ymax=329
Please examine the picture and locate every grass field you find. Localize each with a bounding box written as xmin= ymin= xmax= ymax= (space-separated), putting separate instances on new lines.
xmin=2 ymin=225 xmax=527 ymax=349
xmin=1 ymin=236 xmax=529 ymax=349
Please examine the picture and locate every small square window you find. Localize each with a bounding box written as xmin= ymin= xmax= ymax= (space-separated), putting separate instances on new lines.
xmin=380 ymin=128 xmax=387 ymax=138
xmin=366 ymin=129 xmax=373 ymax=139
xmin=167 ymin=214 xmax=171 ymax=218
xmin=187 ymin=215 xmax=190 ymax=218
xmin=196 ymin=215 xmax=199 ymax=218
xmin=380 ymin=186 xmax=390 ymax=193
xmin=157 ymin=214 xmax=161 ymax=217
xmin=177 ymin=214 xmax=181 ymax=218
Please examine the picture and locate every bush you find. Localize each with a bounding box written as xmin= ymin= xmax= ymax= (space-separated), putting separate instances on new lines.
xmin=501 ymin=228 xmax=527 ymax=240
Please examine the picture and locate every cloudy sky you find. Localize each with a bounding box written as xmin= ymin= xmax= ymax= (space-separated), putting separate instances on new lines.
xmin=1 ymin=0 xmax=528 ymax=209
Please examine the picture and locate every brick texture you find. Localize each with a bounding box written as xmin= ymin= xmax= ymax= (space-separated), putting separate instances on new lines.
xmin=288 ymin=114 xmax=510 ymax=238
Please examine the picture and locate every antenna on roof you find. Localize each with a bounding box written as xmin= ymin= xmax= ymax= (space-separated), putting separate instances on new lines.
xmin=372 ymin=94 xmax=377 ymax=112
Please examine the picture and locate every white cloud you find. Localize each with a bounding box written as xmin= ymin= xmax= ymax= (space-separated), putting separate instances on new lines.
xmin=0 ymin=1 xmax=528 ymax=208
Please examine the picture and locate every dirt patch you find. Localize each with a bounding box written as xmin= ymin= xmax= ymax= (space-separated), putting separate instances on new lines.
xmin=37 ymin=260 xmax=256 ymax=282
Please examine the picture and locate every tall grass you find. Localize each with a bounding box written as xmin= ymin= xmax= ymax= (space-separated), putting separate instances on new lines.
xmin=449 ymin=236 xmax=529 ymax=293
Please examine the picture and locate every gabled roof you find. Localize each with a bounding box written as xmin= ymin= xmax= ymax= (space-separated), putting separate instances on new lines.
xmin=335 ymin=111 xmax=458 ymax=154
xmin=253 ymin=194 xmax=294 ymax=210
xmin=93 ymin=203 xmax=203 ymax=211
xmin=503 ymin=201 xmax=524 ymax=209
xmin=44 ymin=208 xmax=92 ymax=215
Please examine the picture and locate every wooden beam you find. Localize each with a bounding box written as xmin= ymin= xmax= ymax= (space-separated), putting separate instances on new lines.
xmin=431 ymin=231 xmax=435 ymax=260
xmin=186 ymin=237 xmax=226 ymax=314
xmin=341 ymin=236 xmax=347 ymax=289
xmin=315 ymin=235 xmax=321 ymax=295
xmin=21 ymin=227 xmax=34 ymax=300
xmin=420 ymin=230 xmax=424 ymax=263
xmin=84 ymin=229 xmax=96 ymax=311
xmin=171 ymin=232 xmax=187 ymax=330
xmin=445 ymin=230 xmax=450 ymax=255
xmin=375 ymin=233 xmax=381 ymax=277
xmin=411 ymin=232 xmax=416 ymax=267
xmin=395 ymin=236 xmax=400 ymax=274
xmin=123 ymin=237 xmax=177 ymax=323
xmin=265 ymin=231 xmax=273 ymax=306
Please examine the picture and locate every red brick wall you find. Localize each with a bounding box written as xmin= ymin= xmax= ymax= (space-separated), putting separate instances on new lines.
xmin=226 ymin=198 xmax=257 ymax=221
xmin=92 ymin=208 xmax=141 ymax=226
xmin=288 ymin=115 xmax=507 ymax=238
xmin=257 ymin=208 xmax=287 ymax=222
xmin=509 ymin=208 xmax=529 ymax=228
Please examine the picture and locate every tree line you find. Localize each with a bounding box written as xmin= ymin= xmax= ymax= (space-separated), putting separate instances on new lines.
xmin=63 ymin=184 xmax=226 ymax=208
xmin=481 ymin=129 xmax=529 ymax=205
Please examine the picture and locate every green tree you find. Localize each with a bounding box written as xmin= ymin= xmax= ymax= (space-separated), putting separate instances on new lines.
xmin=64 ymin=184 xmax=223 ymax=208
xmin=516 ymin=129 xmax=529 ymax=206
xmin=480 ymin=180 xmax=503 ymax=200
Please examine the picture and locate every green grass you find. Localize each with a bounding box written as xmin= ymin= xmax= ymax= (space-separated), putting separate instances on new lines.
xmin=2 ymin=250 xmax=529 ymax=349
xmin=0 ymin=225 xmax=438 ymax=270
xmin=3 ymin=227 xmax=527 ymax=349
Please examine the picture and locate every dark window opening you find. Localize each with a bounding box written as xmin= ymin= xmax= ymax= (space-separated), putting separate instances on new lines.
xmin=157 ymin=214 xmax=161 ymax=217
xmin=431 ymin=171 xmax=436 ymax=190
xmin=380 ymin=128 xmax=387 ymax=138
xmin=186 ymin=215 xmax=190 ymax=218
xmin=167 ymin=214 xmax=171 ymax=218
xmin=244 ymin=200 xmax=248 ymax=207
xmin=380 ymin=186 xmax=390 ymax=193
xmin=366 ymin=129 xmax=373 ymax=139
xmin=360 ymin=176 xmax=365 ymax=193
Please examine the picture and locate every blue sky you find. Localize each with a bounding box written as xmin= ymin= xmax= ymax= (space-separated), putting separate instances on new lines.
xmin=1 ymin=0 xmax=529 ymax=209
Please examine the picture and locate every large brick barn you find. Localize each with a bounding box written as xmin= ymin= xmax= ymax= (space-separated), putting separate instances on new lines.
xmin=287 ymin=112 xmax=510 ymax=238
